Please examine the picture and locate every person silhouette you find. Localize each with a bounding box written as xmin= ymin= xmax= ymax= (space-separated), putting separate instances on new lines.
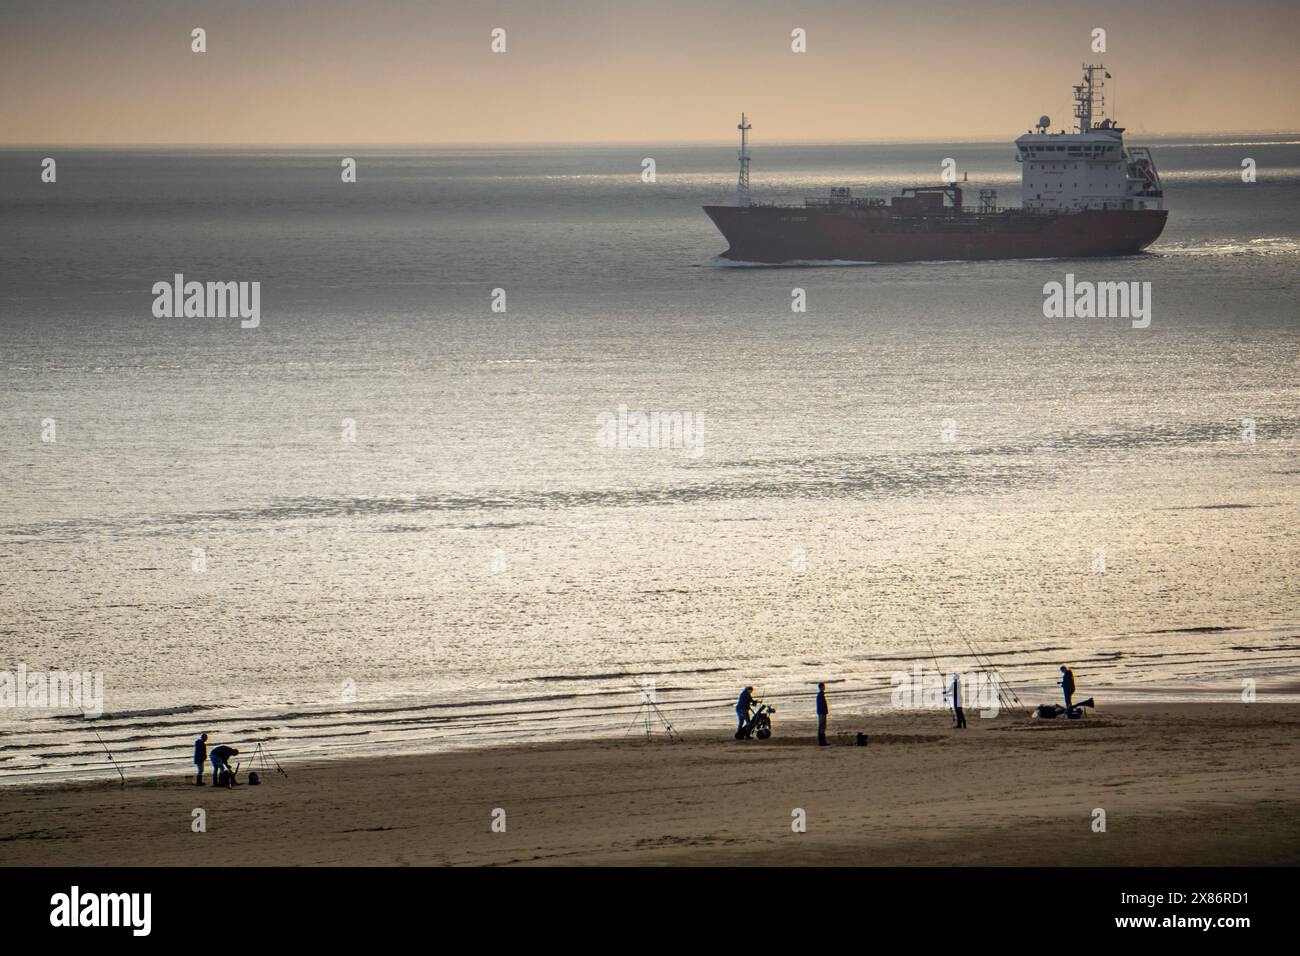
xmin=950 ymin=674 xmax=967 ymax=729
xmin=815 ymin=683 xmax=829 ymax=745
xmin=1060 ymin=665 xmax=1076 ymax=710
xmin=193 ymin=732 xmax=209 ymax=785
xmin=735 ymin=686 xmax=756 ymax=738
xmin=210 ymin=745 xmax=239 ymax=787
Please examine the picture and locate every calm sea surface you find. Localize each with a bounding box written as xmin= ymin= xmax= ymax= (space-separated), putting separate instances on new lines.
xmin=2 ymin=137 xmax=1297 ymax=780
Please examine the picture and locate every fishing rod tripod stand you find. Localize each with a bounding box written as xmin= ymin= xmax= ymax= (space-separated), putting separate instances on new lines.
xmin=247 ymin=741 xmax=288 ymax=779
xmin=623 ymin=695 xmax=681 ymax=742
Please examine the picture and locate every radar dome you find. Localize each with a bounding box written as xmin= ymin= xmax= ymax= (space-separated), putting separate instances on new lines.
xmin=1037 ymin=115 xmax=1051 ymax=129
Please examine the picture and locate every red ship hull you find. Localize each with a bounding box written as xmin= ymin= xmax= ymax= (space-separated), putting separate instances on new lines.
xmin=703 ymin=204 xmax=1167 ymax=263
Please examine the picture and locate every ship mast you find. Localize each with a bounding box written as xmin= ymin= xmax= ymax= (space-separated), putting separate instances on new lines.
xmin=1072 ymin=64 xmax=1109 ymax=132
xmin=736 ymin=113 xmax=752 ymax=206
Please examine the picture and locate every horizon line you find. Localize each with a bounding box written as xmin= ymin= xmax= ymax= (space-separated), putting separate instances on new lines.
xmin=4 ymin=128 xmax=1299 ymax=151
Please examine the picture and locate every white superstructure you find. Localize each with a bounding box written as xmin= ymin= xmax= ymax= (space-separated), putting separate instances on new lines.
xmin=1015 ymin=65 xmax=1163 ymax=213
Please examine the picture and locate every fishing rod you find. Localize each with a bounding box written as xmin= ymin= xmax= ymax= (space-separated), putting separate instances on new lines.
xmin=958 ymin=631 xmax=1010 ymax=711
xmin=927 ymin=634 xmax=960 ymax=724
xmin=621 ymin=683 xmax=680 ymax=741
xmin=981 ymin=637 xmax=1028 ymax=711
xmin=935 ymin=602 xmax=1023 ymax=713
xmin=958 ymin=630 xmax=1026 ymax=713
xmin=92 ymin=726 xmax=126 ymax=787
xmin=925 ymin=634 xmax=949 ymax=704
xmin=251 ymin=741 xmax=289 ymax=778
xmin=925 ymin=634 xmax=944 ymax=679
xmin=263 ymin=742 xmax=288 ymax=778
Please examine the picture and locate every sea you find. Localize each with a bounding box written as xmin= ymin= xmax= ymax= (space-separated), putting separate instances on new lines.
xmin=2 ymin=136 xmax=1297 ymax=782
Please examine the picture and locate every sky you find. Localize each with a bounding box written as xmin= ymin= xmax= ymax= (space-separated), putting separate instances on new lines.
xmin=2 ymin=0 xmax=1298 ymax=146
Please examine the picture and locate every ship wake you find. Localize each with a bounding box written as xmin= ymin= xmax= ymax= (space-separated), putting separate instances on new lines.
xmin=695 ymin=254 xmax=878 ymax=269
xmin=1154 ymin=237 xmax=1299 ymax=258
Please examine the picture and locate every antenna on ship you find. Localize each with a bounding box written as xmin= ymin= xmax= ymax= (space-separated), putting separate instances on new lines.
xmin=736 ymin=113 xmax=752 ymax=206
xmin=1073 ymin=63 xmax=1109 ymax=132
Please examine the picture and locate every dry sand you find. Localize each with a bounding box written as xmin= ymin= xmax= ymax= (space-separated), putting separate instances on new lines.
xmin=2 ymin=702 xmax=1297 ymax=866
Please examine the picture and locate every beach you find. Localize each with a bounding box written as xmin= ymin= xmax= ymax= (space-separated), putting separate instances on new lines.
xmin=3 ymin=143 xmax=1298 ymax=783
xmin=3 ymin=701 xmax=1297 ymax=866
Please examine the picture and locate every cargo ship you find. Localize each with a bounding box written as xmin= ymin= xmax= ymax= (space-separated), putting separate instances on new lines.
xmin=703 ymin=65 xmax=1166 ymax=263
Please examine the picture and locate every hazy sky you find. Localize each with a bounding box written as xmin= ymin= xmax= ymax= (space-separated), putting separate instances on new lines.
xmin=2 ymin=0 xmax=1297 ymax=145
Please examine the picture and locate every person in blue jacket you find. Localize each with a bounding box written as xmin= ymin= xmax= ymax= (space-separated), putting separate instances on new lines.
xmin=193 ymin=732 xmax=209 ymax=785
xmin=735 ymin=686 xmax=756 ymax=738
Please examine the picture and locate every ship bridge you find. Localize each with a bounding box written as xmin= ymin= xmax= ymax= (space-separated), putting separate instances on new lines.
xmin=1015 ymin=65 xmax=1163 ymax=213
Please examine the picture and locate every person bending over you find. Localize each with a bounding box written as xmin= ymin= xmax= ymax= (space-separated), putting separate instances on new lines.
xmin=210 ymin=745 xmax=239 ymax=787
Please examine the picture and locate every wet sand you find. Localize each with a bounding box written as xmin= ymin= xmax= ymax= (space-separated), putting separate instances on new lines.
xmin=2 ymin=702 xmax=1297 ymax=866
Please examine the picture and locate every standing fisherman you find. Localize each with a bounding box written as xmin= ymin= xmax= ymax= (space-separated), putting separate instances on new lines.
xmin=815 ymin=683 xmax=829 ymax=746
xmin=950 ymin=674 xmax=967 ymax=729
xmin=193 ymin=732 xmax=209 ymax=785
xmin=1059 ymin=665 xmax=1076 ymax=710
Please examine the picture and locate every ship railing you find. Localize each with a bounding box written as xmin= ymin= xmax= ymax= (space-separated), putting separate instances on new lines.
xmin=1013 ymin=200 xmax=1143 ymax=213
xmin=803 ymin=196 xmax=888 ymax=208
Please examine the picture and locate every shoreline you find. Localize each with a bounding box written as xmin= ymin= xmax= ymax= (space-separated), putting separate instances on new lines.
xmin=3 ymin=701 xmax=1297 ymax=866
xmin=5 ymin=676 xmax=1300 ymax=788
